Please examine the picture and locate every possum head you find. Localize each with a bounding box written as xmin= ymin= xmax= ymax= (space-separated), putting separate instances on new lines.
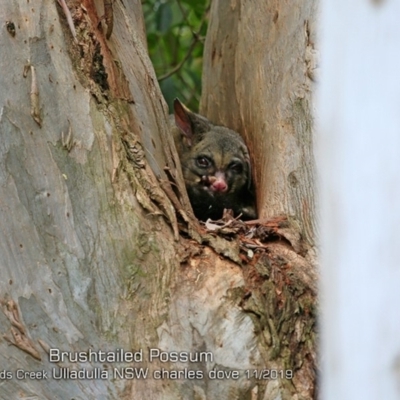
xmin=173 ymin=98 xmax=255 ymax=220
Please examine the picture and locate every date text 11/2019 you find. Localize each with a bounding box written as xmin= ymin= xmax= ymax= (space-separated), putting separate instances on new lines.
xmin=245 ymin=370 xmax=293 ymax=380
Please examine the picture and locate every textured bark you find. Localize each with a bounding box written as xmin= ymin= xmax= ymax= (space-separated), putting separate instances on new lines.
xmin=0 ymin=0 xmax=187 ymax=398
xmin=199 ymin=0 xmax=319 ymax=398
xmin=0 ymin=0 xmax=318 ymax=399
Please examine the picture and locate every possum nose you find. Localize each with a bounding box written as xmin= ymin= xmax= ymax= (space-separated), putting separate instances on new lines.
xmin=210 ymin=173 xmax=228 ymax=192
xmin=212 ymin=180 xmax=227 ymax=192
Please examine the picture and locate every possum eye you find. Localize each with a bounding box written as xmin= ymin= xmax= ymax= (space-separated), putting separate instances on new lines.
xmin=229 ymin=161 xmax=243 ymax=173
xmin=196 ymin=156 xmax=211 ymax=168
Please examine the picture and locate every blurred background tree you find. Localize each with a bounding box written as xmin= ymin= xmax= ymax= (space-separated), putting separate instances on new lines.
xmin=142 ymin=0 xmax=209 ymax=111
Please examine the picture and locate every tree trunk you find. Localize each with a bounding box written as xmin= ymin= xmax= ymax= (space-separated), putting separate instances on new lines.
xmin=200 ymin=0 xmax=318 ymax=398
xmin=201 ymin=0 xmax=318 ymax=247
xmin=318 ymin=1 xmax=400 ymax=399
xmin=0 ymin=0 xmax=186 ymax=398
xmin=0 ymin=1 xmax=317 ymax=399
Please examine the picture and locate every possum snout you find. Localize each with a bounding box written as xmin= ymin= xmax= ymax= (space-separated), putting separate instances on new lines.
xmin=208 ymin=172 xmax=228 ymax=192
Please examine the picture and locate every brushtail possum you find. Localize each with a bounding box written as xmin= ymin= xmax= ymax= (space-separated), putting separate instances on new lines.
xmin=171 ymin=99 xmax=256 ymax=221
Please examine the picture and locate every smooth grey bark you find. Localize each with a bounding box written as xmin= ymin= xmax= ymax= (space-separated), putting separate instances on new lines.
xmin=0 ymin=0 xmax=317 ymax=399
xmin=319 ymin=1 xmax=400 ymax=399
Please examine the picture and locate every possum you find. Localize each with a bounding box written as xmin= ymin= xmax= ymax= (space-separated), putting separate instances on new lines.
xmin=171 ymin=98 xmax=256 ymax=221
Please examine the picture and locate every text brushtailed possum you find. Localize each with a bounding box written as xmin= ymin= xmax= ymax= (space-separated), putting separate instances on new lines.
xmin=171 ymin=99 xmax=256 ymax=221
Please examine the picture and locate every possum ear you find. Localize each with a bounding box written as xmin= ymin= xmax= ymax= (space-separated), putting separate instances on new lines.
xmin=174 ymin=98 xmax=211 ymax=146
xmin=174 ymin=98 xmax=193 ymax=144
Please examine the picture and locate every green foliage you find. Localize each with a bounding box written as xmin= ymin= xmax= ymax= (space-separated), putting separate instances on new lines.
xmin=142 ymin=0 xmax=209 ymax=112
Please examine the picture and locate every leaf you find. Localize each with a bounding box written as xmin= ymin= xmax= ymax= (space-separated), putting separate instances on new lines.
xmin=156 ymin=3 xmax=173 ymax=34
xmin=144 ymin=0 xmax=210 ymax=110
